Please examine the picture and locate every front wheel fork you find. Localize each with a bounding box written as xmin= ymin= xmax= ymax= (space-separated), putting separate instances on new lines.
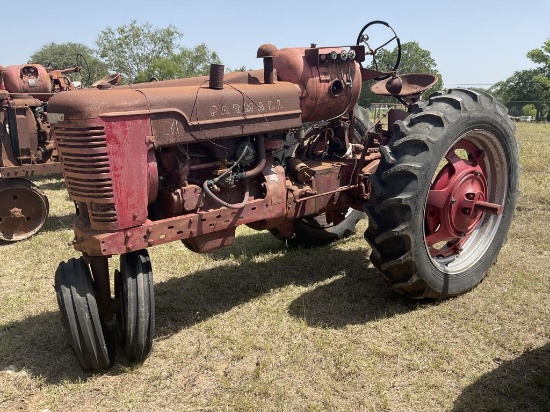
xmin=86 ymin=255 xmax=119 ymax=320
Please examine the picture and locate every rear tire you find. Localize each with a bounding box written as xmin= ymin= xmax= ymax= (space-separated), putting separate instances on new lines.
xmin=271 ymin=209 xmax=365 ymax=247
xmin=364 ymin=89 xmax=519 ymax=299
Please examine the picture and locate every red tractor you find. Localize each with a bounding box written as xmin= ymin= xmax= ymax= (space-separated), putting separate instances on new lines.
xmin=0 ymin=55 xmax=90 ymax=241
xmin=48 ymin=22 xmax=519 ymax=371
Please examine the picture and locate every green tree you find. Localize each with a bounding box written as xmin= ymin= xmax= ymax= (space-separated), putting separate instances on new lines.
xmin=29 ymin=42 xmax=107 ymax=86
xmin=96 ymin=20 xmax=183 ymax=83
xmin=527 ymin=39 xmax=550 ymax=120
xmin=490 ymin=69 xmax=548 ymax=120
xmin=358 ymin=41 xmax=443 ymax=108
xmin=226 ymin=66 xmax=248 ymax=73
xmin=527 ymin=39 xmax=550 ymax=89
xmin=492 ymin=39 xmax=550 ymax=121
xmin=522 ymin=104 xmax=537 ymax=117
xmin=140 ymin=43 xmax=221 ymax=82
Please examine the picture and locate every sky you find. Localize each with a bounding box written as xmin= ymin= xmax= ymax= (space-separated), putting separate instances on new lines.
xmin=2 ymin=0 xmax=549 ymax=88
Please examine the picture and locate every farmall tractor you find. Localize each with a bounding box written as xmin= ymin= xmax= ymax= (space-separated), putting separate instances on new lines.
xmin=0 ymin=55 xmax=90 ymax=241
xmin=48 ymin=21 xmax=519 ymax=371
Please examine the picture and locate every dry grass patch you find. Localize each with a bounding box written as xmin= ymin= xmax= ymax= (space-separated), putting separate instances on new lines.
xmin=1 ymin=123 xmax=549 ymax=411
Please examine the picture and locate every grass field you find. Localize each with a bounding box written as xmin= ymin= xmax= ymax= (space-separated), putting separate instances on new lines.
xmin=1 ymin=123 xmax=548 ymax=411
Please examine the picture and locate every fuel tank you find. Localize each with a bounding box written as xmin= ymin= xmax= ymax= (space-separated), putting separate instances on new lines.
xmin=273 ymin=46 xmax=362 ymax=122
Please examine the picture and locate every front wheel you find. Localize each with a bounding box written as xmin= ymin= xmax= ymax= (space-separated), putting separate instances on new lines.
xmin=365 ymin=89 xmax=519 ymax=299
xmin=116 ymin=250 xmax=155 ymax=363
xmin=55 ymin=258 xmax=115 ymax=371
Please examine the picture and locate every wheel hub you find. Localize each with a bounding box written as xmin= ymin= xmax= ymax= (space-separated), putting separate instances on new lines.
xmin=444 ymin=166 xmax=487 ymax=236
xmin=425 ymin=141 xmax=503 ymax=258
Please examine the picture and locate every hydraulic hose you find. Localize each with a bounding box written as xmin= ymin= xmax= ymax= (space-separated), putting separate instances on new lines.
xmin=203 ymin=135 xmax=266 ymax=209
xmin=202 ymin=178 xmax=250 ymax=210
xmin=235 ymin=134 xmax=266 ymax=180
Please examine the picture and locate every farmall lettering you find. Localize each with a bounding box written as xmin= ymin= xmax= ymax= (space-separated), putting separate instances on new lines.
xmin=49 ymin=21 xmax=519 ymax=372
xmin=210 ymin=100 xmax=284 ymax=117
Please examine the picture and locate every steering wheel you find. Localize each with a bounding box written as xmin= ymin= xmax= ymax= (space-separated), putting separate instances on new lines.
xmin=356 ymin=20 xmax=401 ymax=80
xmin=75 ymin=53 xmax=91 ymax=85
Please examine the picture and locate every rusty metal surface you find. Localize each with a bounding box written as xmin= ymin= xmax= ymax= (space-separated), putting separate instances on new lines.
xmin=0 ymin=162 xmax=62 ymax=177
xmin=47 ymin=36 xmax=391 ymax=258
xmin=208 ymin=64 xmax=225 ymax=90
xmin=71 ymin=192 xmax=279 ymax=256
xmin=68 ymin=159 xmax=365 ymax=256
xmin=91 ymin=73 xmax=122 ymax=88
xmin=0 ymin=178 xmax=49 ymax=241
xmin=370 ymin=73 xmax=439 ymax=97
xmin=54 ymin=116 xmax=151 ymax=231
xmin=0 ymin=63 xmax=77 ymax=173
xmin=48 ymin=73 xmax=303 ymax=146
xmin=273 ymin=47 xmax=362 ymax=122
xmin=1 ymin=92 xmax=59 ymax=173
xmin=1 ymin=64 xmax=52 ymax=100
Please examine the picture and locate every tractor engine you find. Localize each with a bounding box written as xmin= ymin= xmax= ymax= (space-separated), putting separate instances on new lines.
xmin=48 ymin=44 xmax=369 ymax=254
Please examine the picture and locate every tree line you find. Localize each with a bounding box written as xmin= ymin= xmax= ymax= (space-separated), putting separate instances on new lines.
xmin=489 ymin=40 xmax=550 ymax=121
xmin=26 ymin=20 xmax=550 ymax=121
xmin=29 ymin=20 xmax=443 ymax=97
xmin=29 ymin=20 xmax=222 ymax=85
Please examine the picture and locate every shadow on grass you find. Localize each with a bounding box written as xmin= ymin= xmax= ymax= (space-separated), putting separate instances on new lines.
xmin=286 ymin=269 xmax=422 ymax=328
xmin=40 ymin=211 xmax=75 ymax=234
xmin=0 ymin=233 xmax=418 ymax=383
xmin=452 ymin=343 xmax=550 ymax=412
xmin=0 ymin=311 xmax=133 ymax=385
xmin=153 ymin=233 xmax=418 ymax=337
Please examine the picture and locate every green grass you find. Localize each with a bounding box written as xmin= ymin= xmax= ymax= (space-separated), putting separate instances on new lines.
xmin=0 ymin=123 xmax=548 ymax=411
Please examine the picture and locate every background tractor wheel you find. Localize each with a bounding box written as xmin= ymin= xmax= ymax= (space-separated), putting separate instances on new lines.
xmin=0 ymin=178 xmax=49 ymax=241
xmin=364 ymin=89 xmax=519 ymax=299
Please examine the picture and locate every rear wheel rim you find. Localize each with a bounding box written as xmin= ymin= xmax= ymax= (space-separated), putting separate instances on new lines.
xmin=424 ymin=129 xmax=508 ymax=273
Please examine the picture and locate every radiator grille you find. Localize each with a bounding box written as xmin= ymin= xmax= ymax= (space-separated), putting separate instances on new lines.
xmin=55 ymin=125 xmax=117 ymax=224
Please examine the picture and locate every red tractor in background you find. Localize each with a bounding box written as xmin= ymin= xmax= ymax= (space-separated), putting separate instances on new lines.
xmin=0 ymin=55 xmax=90 ymax=241
xmin=48 ymin=21 xmax=519 ymax=372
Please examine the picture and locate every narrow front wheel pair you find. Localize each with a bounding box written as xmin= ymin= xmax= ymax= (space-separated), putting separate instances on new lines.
xmin=55 ymin=250 xmax=154 ymax=372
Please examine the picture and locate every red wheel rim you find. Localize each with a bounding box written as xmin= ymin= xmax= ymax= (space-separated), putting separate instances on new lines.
xmin=425 ymin=139 xmax=503 ymax=259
